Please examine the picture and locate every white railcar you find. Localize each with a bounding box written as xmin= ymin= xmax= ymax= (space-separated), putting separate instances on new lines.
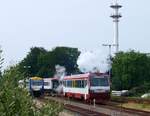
xmin=43 ymin=78 xmax=59 ymax=95
xmin=43 ymin=78 xmax=52 ymax=93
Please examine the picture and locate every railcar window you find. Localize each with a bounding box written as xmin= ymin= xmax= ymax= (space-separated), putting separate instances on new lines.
xmin=75 ymin=80 xmax=77 ymax=88
xmin=52 ymin=80 xmax=59 ymax=89
xmin=76 ymin=80 xmax=87 ymax=88
xmin=84 ymin=80 xmax=87 ymax=87
xmin=74 ymin=80 xmax=76 ymax=87
xmin=65 ymin=81 xmax=67 ymax=87
xmin=65 ymin=80 xmax=87 ymax=88
xmin=78 ymin=80 xmax=81 ymax=88
xmin=73 ymin=80 xmax=75 ymax=87
xmin=68 ymin=81 xmax=70 ymax=87
xmin=44 ymin=82 xmax=49 ymax=86
xmin=77 ymin=80 xmax=81 ymax=88
xmin=66 ymin=80 xmax=69 ymax=87
xmin=67 ymin=80 xmax=72 ymax=87
xmin=63 ymin=81 xmax=66 ymax=87
xmin=32 ymin=81 xmax=43 ymax=86
xmin=81 ymin=80 xmax=84 ymax=88
xmin=91 ymin=77 xmax=109 ymax=86
xmin=71 ymin=81 xmax=72 ymax=87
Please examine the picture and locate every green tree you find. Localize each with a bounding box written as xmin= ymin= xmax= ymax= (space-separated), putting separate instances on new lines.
xmin=52 ymin=47 xmax=80 ymax=75
xmin=37 ymin=47 xmax=81 ymax=77
xmin=19 ymin=46 xmax=80 ymax=78
xmin=112 ymin=50 xmax=150 ymax=90
xmin=0 ymin=47 xmax=4 ymax=77
xmin=19 ymin=47 xmax=48 ymax=77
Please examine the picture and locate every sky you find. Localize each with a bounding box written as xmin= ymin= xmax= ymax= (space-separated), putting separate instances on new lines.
xmin=0 ymin=0 xmax=150 ymax=68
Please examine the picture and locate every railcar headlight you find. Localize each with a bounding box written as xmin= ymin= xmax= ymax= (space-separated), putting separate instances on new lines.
xmin=105 ymin=90 xmax=110 ymax=93
xmin=90 ymin=90 xmax=94 ymax=93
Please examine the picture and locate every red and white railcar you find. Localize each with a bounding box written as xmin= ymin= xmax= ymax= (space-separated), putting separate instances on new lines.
xmin=63 ymin=73 xmax=110 ymax=103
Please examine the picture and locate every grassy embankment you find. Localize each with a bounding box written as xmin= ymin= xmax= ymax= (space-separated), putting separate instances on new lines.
xmin=111 ymin=96 xmax=150 ymax=111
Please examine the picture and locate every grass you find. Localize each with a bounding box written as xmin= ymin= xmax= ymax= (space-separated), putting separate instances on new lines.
xmin=120 ymin=102 xmax=150 ymax=112
xmin=111 ymin=96 xmax=150 ymax=111
xmin=59 ymin=109 xmax=75 ymax=116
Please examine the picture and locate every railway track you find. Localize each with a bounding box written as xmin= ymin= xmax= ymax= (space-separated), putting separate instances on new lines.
xmin=101 ymin=102 xmax=150 ymax=116
xmin=35 ymin=97 xmax=108 ymax=116
xmin=37 ymin=96 xmax=150 ymax=116
xmin=65 ymin=104 xmax=109 ymax=116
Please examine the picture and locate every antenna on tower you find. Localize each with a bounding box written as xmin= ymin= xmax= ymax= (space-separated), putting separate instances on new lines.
xmin=110 ymin=0 xmax=122 ymax=53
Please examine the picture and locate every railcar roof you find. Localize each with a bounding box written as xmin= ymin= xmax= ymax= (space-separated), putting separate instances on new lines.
xmin=43 ymin=78 xmax=52 ymax=80
xmin=30 ymin=77 xmax=42 ymax=80
xmin=43 ymin=77 xmax=59 ymax=81
xmin=63 ymin=73 xmax=108 ymax=80
xmin=63 ymin=73 xmax=90 ymax=79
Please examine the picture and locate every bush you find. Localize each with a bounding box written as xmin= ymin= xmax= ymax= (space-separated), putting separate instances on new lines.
xmin=36 ymin=100 xmax=63 ymax=116
xmin=125 ymin=83 xmax=150 ymax=97
xmin=0 ymin=66 xmax=63 ymax=116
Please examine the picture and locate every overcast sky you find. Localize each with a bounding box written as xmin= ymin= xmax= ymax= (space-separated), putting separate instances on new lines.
xmin=0 ymin=0 xmax=150 ymax=68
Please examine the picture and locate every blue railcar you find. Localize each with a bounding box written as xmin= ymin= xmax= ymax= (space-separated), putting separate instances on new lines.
xmin=29 ymin=77 xmax=44 ymax=97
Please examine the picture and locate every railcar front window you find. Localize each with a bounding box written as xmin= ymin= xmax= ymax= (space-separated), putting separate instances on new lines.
xmin=32 ymin=81 xmax=43 ymax=86
xmin=44 ymin=82 xmax=49 ymax=86
xmin=91 ymin=77 xmax=109 ymax=86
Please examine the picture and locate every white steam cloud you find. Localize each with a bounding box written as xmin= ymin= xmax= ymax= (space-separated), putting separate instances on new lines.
xmin=54 ymin=64 xmax=66 ymax=80
xmin=77 ymin=50 xmax=109 ymax=73
xmin=54 ymin=64 xmax=66 ymax=94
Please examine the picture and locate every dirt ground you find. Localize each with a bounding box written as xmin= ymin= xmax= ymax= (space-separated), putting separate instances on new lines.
xmin=59 ymin=110 xmax=75 ymax=116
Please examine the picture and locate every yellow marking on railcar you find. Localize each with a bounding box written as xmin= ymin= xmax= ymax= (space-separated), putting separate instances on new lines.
xmin=30 ymin=77 xmax=42 ymax=80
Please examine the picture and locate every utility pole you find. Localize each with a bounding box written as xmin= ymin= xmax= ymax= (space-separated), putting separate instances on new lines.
xmin=102 ymin=44 xmax=115 ymax=77
xmin=110 ymin=0 xmax=122 ymax=53
xmin=102 ymin=44 xmax=115 ymax=59
xmin=23 ymin=65 xmax=31 ymax=77
xmin=23 ymin=65 xmax=31 ymax=88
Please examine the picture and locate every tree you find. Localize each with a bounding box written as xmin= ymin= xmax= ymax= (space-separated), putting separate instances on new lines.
xmin=19 ymin=46 xmax=80 ymax=78
xmin=0 ymin=47 xmax=4 ymax=77
xmin=37 ymin=47 xmax=81 ymax=77
xmin=112 ymin=50 xmax=150 ymax=90
xmin=50 ymin=47 xmax=80 ymax=75
xmin=19 ymin=47 xmax=48 ymax=77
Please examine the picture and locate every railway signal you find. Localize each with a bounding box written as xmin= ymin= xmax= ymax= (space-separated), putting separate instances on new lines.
xmin=102 ymin=44 xmax=115 ymax=77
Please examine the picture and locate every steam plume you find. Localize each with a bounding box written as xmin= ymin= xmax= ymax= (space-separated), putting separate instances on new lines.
xmin=77 ymin=50 xmax=109 ymax=73
xmin=54 ymin=65 xmax=66 ymax=94
xmin=54 ymin=64 xmax=66 ymax=80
